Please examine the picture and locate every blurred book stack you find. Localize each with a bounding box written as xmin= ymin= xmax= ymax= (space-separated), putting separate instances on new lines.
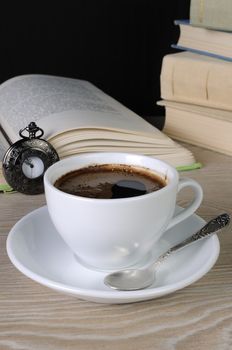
xmin=158 ymin=0 xmax=232 ymax=156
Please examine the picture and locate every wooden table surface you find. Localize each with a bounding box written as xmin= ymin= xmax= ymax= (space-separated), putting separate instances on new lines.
xmin=1 ymin=144 xmax=232 ymax=350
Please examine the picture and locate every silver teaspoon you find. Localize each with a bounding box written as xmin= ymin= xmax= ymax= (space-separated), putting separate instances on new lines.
xmin=104 ymin=213 xmax=230 ymax=291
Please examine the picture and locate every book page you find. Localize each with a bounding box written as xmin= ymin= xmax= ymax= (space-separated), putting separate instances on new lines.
xmin=0 ymin=131 xmax=8 ymax=160
xmin=38 ymin=109 xmax=167 ymax=143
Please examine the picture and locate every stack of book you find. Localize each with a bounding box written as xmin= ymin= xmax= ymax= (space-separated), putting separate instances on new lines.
xmin=158 ymin=0 xmax=232 ymax=156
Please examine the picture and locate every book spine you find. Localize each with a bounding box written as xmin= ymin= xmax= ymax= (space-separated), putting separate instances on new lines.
xmin=190 ymin=0 xmax=232 ymax=31
xmin=160 ymin=53 xmax=232 ymax=111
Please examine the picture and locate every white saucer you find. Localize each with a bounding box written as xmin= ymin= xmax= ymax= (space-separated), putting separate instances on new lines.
xmin=6 ymin=206 xmax=220 ymax=304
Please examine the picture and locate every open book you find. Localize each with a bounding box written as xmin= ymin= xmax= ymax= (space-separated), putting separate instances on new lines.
xmin=0 ymin=74 xmax=197 ymax=169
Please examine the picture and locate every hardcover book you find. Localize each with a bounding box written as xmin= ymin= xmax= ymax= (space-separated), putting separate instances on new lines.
xmin=172 ymin=20 xmax=232 ymax=62
xmin=160 ymin=51 xmax=232 ymax=111
xmin=190 ymin=0 xmax=232 ymax=31
xmin=158 ymin=100 xmax=232 ymax=156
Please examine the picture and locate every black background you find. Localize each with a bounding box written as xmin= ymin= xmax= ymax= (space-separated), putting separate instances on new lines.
xmin=0 ymin=0 xmax=190 ymax=128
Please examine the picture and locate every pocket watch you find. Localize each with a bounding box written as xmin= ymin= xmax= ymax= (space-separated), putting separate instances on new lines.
xmin=2 ymin=122 xmax=59 ymax=194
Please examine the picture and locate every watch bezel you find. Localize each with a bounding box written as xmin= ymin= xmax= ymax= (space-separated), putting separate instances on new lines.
xmin=3 ymin=138 xmax=59 ymax=194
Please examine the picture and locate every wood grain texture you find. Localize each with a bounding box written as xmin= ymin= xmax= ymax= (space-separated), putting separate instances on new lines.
xmin=1 ymin=145 xmax=232 ymax=350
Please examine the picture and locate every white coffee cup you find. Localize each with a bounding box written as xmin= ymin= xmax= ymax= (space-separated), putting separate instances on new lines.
xmin=44 ymin=153 xmax=203 ymax=271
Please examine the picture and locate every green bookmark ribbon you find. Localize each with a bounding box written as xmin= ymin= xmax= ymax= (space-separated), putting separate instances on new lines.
xmin=176 ymin=162 xmax=202 ymax=172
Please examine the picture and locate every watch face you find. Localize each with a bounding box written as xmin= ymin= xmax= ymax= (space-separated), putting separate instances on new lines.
xmin=3 ymin=138 xmax=59 ymax=194
xmin=22 ymin=156 xmax=45 ymax=179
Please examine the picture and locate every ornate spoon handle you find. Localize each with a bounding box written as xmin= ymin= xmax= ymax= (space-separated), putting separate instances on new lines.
xmin=154 ymin=213 xmax=230 ymax=266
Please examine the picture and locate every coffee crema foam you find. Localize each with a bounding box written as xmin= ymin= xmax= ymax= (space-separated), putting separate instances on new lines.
xmin=54 ymin=164 xmax=167 ymax=199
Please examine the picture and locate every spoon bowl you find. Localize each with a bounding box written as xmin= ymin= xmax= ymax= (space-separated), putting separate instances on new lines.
xmin=105 ymin=269 xmax=156 ymax=291
xmin=104 ymin=213 xmax=230 ymax=291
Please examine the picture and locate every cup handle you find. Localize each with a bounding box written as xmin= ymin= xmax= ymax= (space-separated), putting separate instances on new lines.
xmin=166 ymin=177 xmax=203 ymax=230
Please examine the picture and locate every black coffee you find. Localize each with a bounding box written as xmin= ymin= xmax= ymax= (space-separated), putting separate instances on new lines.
xmin=54 ymin=164 xmax=166 ymax=199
